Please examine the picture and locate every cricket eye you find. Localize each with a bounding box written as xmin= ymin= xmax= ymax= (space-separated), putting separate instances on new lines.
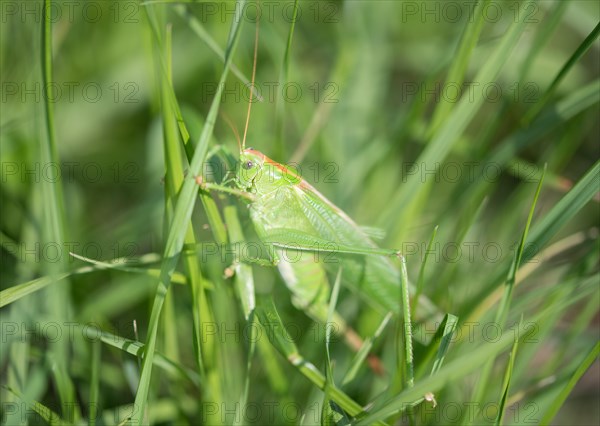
xmin=243 ymin=160 xmax=254 ymax=170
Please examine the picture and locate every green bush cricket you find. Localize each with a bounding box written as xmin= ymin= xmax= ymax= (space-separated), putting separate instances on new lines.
xmin=201 ymin=147 xmax=438 ymax=313
xmin=196 ymin=17 xmax=439 ymax=371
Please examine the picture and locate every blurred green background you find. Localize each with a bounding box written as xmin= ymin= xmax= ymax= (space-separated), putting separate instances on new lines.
xmin=1 ymin=0 xmax=599 ymax=425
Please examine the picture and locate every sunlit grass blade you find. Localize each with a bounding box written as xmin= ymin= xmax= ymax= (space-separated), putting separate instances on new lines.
xmin=1 ymin=272 xmax=69 ymax=309
xmin=132 ymin=2 xmax=247 ymax=423
xmin=181 ymin=109 xmax=233 ymax=381
xmin=0 ymin=252 xmax=176 ymax=309
xmin=255 ymin=298 xmax=299 ymax=360
xmin=70 ymin=252 xmax=184 ymax=281
xmin=156 ymin=19 xmax=201 ymax=376
xmin=388 ymin=255 xmax=416 ymax=424
xmin=4 ymin=306 xmax=31 ymax=426
xmin=467 ymin=159 xmax=600 ymax=321
xmin=519 ymin=1 xmax=569 ymax=79
xmin=500 ymin=165 xmax=546 ymax=322
xmin=436 ymin=196 xmax=487 ymax=304
xmin=322 ymin=401 xmax=350 ymax=426
xmin=2 ymin=385 xmax=64 ymax=425
xmin=89 ymin=339 xmax=101 ymax=426
xmin=457 ymin=79 xmax=599 ymax=217
xmin=426 ymin=0 xmax=490 ymax=137
xmin=235 ymin=311 xmax=257 ymax=426
xmin=82 ymin=327 xmax=201 ymax=389
xmin=470 ymin=165 xmax=546 ymax=410
xmin=327 ymin=270 xmax=343 ymax=354
xmin=494 ymin=316 xmax=521 ymax=426
xmin=426 ymin=314 xmax=459 ymax=377
xmin=39 ymin=0 xmax=76 ymax=418
xmin=369 ymin=273 xmax=594 ymax=424
xmin=398 ymin=255 xmax=414 ymax=390
xmin=224 ymin=204 xmax=255 ymax=318
xmin=255 ymin=299 xmax=386 ymax=425
xmin=40 ymin=0 xmax=66 ymax=258
xmin=342 ymin=313 xmax=392 ymax=386
xmin=322 ymin=268 xmax=342 ymax=424
xmin=539 ymin=342 xmax=600 ymax=425
xmin=551 ymin=275 xmax=600 ymax=371
xmin=173 ymin=3 xmax=263 ymax=102
xmin=275 ymin=0 xmax=299 ymax=155
xmin=523 ymin=21 xmax=600 ymax=124
xmin=380 ymin=0 xmax=536 ymax=232
xmin=509 ymin=275 xmax=585 ymax=387
xmin=412 ymin=225 xmax=438 ymax=318
xmin=142 ymin=5 xmax=191 ymax=145
xmin=523 ymin=160 xmax=598 ymax=264
xmin=355 ymin=319 xmax=544 ymax=425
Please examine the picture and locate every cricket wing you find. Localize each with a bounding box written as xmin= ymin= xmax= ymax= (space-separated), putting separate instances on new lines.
xmin=291 ymin=183 xmax=403 ymax=314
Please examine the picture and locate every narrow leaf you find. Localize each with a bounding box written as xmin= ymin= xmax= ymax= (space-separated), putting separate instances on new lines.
xmin=539 ymin=342 xmax=600 ymax=425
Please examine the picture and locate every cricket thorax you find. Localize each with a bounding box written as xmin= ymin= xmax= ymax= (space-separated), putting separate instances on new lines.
xmin=237 ymin=148 xmax=302 ymax=195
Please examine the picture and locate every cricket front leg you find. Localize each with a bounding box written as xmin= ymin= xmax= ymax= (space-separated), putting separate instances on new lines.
xmin=195 ymin=175 xmax=256 ymax=201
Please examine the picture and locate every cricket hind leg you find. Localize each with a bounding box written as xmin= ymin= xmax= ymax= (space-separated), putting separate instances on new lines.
xmin=278 ymin=251 xmax=386 ymax=376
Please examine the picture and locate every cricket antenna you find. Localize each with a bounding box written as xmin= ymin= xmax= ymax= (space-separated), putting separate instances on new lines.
xmin=220 ymin=111 xmax=241 ymax=152
xmin=241 ymin=7 xmax=260 ymax=153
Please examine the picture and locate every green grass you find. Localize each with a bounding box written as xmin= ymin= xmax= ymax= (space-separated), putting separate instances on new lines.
xmin=1 ymin=1 xmax=599 ymax=425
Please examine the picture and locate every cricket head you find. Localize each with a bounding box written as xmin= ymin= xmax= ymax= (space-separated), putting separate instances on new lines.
xmin=237 ymin=148 xmax=264 ymax=190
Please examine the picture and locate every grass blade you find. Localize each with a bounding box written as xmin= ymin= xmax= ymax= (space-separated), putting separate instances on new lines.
xmin=355 ymin=318 xmax=547 ymax=425
xmin=412 ymin=225 xmax=438 ymax=319
xmin=173 ymin=3 xmax=263 ymax=102
xmin=494 ymin=316 xmax=521 ymax=426
xmin=275 ymin=0 xmax=299 ymax=155
xmin=0 ymin=252 xmax=181 ymax=309
xmin=468 ymin=159 xmax=600 ymax=322
xmin=539 ymin=342 xmax=600 ymax=425
xmin=2 ymin=385 xmax=64 ymax=426
xmin=322 ymin=268 xmax=343 ymax=424
xmin=471 ymin=165 xmax=546 ymax=408
xmin=519 ymin=1 xmax=569 ymax=80
xmin=524 ymin=161 xmax=598 ymax=264
xmin=1 ymin=273 xmax=69 ymax=308
xmin=83 ymin=327 xmax=201 ymax=388
xmin=89 ymin=339 xmax=101 ymax=426
xmin=131 ymin=2 xmax=247 ymax=423
xmin=500 ymin=165 xmax=547 ymax=323
xmin=342 ymin=313 xmax=392 ymax=386
xmin=426 ymin=0 xmax=490 ymax=137
xmin=458 ymin=79 xmax=599 ymax=219
xmin=380 ymin=0 xmax=536 ymax=232
xmin=39 ymin=0 xmax=76 ymax=419
xmin=223 ymin=204 xmax=255 ymax=318
xmin=255 ymin=299 xmax=386 ymax=425
xmin=399 ymin=255 xmax=414 ymax=390
xmin=40 ymin=0 xmax=65 ymax=256
xmin=523 ymin=21 xmax=600 ymax=123
xmin=429 ymin=314 xmax=459 ymax=376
